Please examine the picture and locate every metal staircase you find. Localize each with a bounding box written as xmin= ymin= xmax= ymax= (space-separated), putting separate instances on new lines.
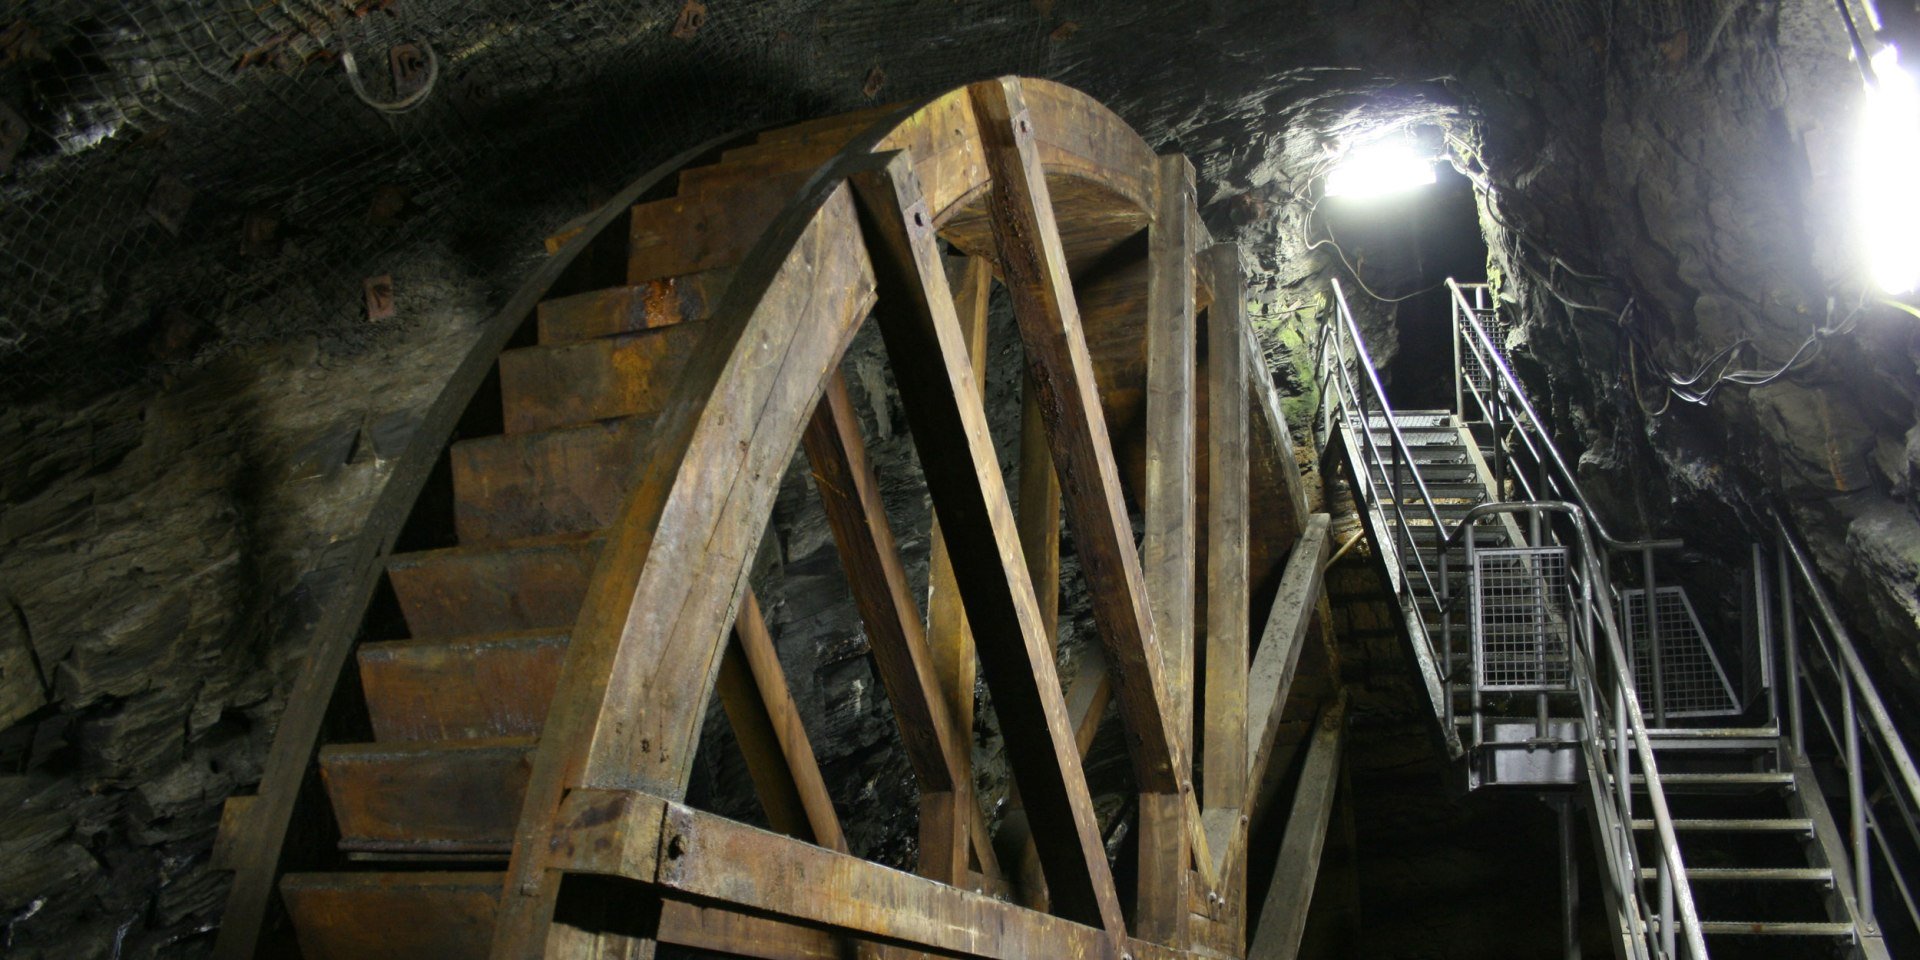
xmin=1315 ymin=278 xmax=1920 ymax=959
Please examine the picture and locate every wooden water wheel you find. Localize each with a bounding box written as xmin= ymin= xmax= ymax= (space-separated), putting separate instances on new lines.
xmin=211 ymin=76 xmax=1337 ymax=960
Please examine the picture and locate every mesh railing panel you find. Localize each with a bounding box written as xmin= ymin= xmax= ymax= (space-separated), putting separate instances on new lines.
xmin=1622 ymin=586 xmax=1741 ymax=719
xmin=1472 ymin=546 xmax=1573 ymax=692
xmin=1459 ymin=305 xmax=1509 ymax=402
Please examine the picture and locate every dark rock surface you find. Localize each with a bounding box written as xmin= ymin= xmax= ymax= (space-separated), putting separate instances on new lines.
xmin=2 ymin=0 xmax=1917 ymax=956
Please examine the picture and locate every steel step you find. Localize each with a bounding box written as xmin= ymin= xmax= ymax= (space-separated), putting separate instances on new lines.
xmin=1698 ymin=921 xmax=1854 ymax=937
xmin=1637 ymin=867 xmax=1832 ymax=883
xmin=1630 ymin=818 xmax=1813 ymax=833
xmin=1624 ymin=772 xmax=1793 ymax=790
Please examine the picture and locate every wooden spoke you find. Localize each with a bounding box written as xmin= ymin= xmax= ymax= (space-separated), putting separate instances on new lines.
xmin=1247 ymin=694 xmax=1347 ymax=960
xmin=848 ymin=154 xmax=1126 ymax=943
xmin=716 ymin=589 xmax=847 ymax=852
xmin=969 ymin=76 xmax=1218 ymax=893
xmin=1245 ymin=514 xmax=1331 ymax=828
xmin=1202 ymin=246 xmax=1251 ymax=933
xmin=802 ymin=369 xmax=977 ymax=882
xmin=924 ymin=253 xmax=996 ymax=881
xmin=969 ymin=76 xmax=1185 ymax=792
xmin=1139 ymin=151 xmax=1200 ymax=945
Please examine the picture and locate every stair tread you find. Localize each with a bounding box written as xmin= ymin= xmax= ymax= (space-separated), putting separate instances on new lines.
xmin=1626 ymin=772 xmax=1792 ymax=785
xmin=1629 ymin=818 xmax=1813 ymax=832
xmin=451 ymin=416 xmax=653 ymax=543
xmin=386 ymin=531 xmax=603 ymax=639
xmin=359 ymin=630 xmax=568 ymax=742
xmin=535 ymin=268 xmax=729 ymax=345
xmin=281 ymin=871 xmax=499 ymax=959
xmin=1637 ymin=867 xmax=1832 ymax=882
xmin=498 ymin=324 xmax=708 ymax=434
xmin=319 ymin=738 xmax=534 ymax=855
xmin=1697 ymin=921 xmax=1854 ymax=936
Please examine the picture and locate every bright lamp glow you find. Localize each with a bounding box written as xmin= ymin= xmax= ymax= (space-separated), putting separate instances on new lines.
xmin=1325 ymin=140 xmax=1437 ymax=199
xmin=1857 ymin=46 xmax=1920 ymax=294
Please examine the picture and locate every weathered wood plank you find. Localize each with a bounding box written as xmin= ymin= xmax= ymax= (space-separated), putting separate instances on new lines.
xmin=626 ymin=171 xmax=812 ymax=283
xmin=359 ymin=631 xmax=567 ymax=742
xmin=282 ymin=865 xmax=926 ymax=960
xmin=386 ymin=534 xmax=602 ymax=639
xmin=1248 ymin=694 xmax=1347 ymax=960
xmin=716 ymin=590 xmax=846 ymax=851
xmin=1245 ymin=514 xmax=1331 ymax=825
xmin=970 ymin=76 xmax=1217 ymax=888
xmin=534 ymin=268 xmax=729 ymax=345
xmin=318 ymin=739 xmax=532 ymax=854
xmin=491 ymin=171 xmax=881 ymax=959
xmin=970 ymin=76 xmax=1185 ymax=797
xmin=848 ymin=153 xmax=1125 ymax=941
xmin=655 ymin=800 xmax=1186 ymax=960
xmin=919 ymin=253 xmax=992 ymax=883
xmin=497 ymin=325 xmax=708 ymax=434
xmin=451 ymin=417 xmax=653 ymax=544
xmin=1137 ymin=152 xmax=1198 ymax=948
xmin=802 ymin=372 xmax=970 ymax=808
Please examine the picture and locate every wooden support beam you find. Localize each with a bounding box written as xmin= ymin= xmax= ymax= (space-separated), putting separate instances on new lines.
xmin=924 ymin=253 xmax=996 ymax=881
xmin=715 ymin=590 xmax=847 ymax=852
xmin=803 ymin=371 xmax=974 ymax=884
xmin=1018 ymin=370 xmax=1063 ymax=641
xmin=1137 ymin=152 xmax=1198 ymax=947
xmin=1202 ymin=243 xmax=1251 ymax=942
xmin=847 ymin=153 xmax=1126 ymax=942
xmin=1248 ymin=693 xmax=1347 ymax=960
xmin=1245 ymin=514 xmax=1331 ymax=827
xmin=548 ymin=789 xmax=1184 ymax=960
xmin=969 ymin=77 xmax=1216 ymax=891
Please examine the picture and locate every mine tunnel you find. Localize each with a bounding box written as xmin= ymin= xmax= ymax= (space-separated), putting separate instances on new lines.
xmin=2 ymin=2 xmax=1919 ymax=959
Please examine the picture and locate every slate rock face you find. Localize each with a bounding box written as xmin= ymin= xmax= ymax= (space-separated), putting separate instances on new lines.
xmin=5 ymin=2 xmax=1920 ymax=956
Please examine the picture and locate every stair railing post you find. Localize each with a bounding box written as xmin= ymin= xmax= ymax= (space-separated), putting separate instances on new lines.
xmin=1753 ymin=543 xmax=1778 ymax=730
xmin=1777 ymin=540 xmax=1804 ymax=756
xmin=1643 ymin=546 xmax=1666 ymax=728
xmin=1452 ymin=283 xmax=1466 ymax=422
xmin=1844 ymin=659 xmax=1874 ymax=925
xmin=1659 ymin=857 xmax=1675 ymax=959
xmin=1442 ymin=549 xmax=1455 ymax=734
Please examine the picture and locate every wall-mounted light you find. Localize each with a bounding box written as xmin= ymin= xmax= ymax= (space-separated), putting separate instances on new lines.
xmin=1856 ymin=46 xmax=1920 ymax=294
xmin=1324 ymin=139 xmax=1437 ymax=200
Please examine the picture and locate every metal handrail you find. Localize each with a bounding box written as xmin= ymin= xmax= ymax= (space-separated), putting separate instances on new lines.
xmin=1317 ymin=280 xmax=1708 ymax=956
xmin=1322 ymin=279 xmax=1452 ymax=610
xmin=1445 ymin=280 xmax=1681 ymax=555
xmin=1451 ymin=499 xmax=1708 ymax=959
xmin=1776 ymin=517 xmax=1920 ymax=938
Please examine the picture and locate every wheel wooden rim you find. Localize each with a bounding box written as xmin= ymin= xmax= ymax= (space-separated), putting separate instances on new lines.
xmin=218 ymin=76 xmax=1324 ymax=960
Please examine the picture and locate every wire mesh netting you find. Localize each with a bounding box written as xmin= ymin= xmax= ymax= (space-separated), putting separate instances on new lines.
xmin=0 ymin=1 xmax=1079 ymax=397
xmin=1621 ymin=586 xmax=1742 ymax=719
xmin=1472 ymin=546 xmax=1574 ymax=692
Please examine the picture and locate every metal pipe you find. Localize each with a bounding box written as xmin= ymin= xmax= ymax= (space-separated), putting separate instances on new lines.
xmin=1557 ymin=795 xmax=1582 ymax=960
xmin=1845 ymin=663 xmax=1873 ymax=922
xmin=1643 ymin=547 xmax=1666 ymax=728
xmin=1777 ymin=539 xmax=1804 ymax=756
xmin=1753 ymin=543 xmax=1777 ymax=728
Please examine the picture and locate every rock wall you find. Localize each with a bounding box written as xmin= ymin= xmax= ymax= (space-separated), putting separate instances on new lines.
xmin=3 ymin=0 xmax=1918 ymax=955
